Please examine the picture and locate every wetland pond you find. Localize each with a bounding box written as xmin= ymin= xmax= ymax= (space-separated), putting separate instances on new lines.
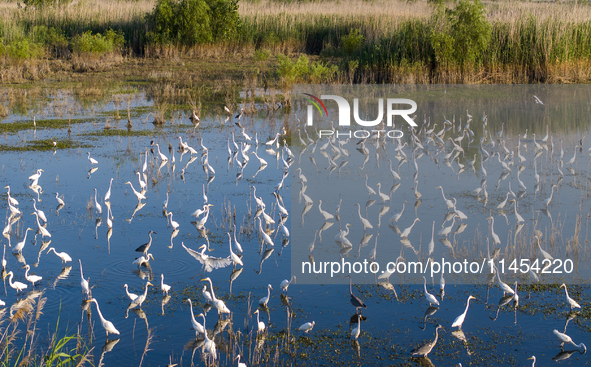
xmin=0 ymin=85 xmax=590 ymax=367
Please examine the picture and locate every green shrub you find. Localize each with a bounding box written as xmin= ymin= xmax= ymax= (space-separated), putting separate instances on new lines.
xmin=33 ymin=26 xmax=69 ymax=57
xmin=7 ymin=38 xmax=44 ymax=59
xmin=277 ymin=54 xmax=337 ymax=84
xmin=254 ymin=49 xmax=271 ymax=62
xmin=71 ymin=29 xmax=124 ymax=54
xmin=147 ymin=0 xmax=241 ymax=45
xmin=342 ymin=28 xmax=364 ymax=55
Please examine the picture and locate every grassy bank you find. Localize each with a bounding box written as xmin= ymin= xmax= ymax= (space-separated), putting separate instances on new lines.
xmin=1 ymin=0 xmax=591 ymax=84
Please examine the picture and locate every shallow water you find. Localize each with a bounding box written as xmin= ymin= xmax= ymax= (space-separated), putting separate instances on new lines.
xmin=0 ymin=85 xmax=589 ymax=367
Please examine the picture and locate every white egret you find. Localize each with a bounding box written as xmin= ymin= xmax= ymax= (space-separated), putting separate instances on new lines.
xmin=87 ymin=152 xmax=98 ymax=165
xmin=553 ymin=330 xmax=586 ymax=352
xmin=133 ymin=253 xmax=155 ymax=268
xmin=155 ymin=143 xmax=168 ymax=162
xmin=354 ymin=203 xmax=373 ymax=231
xmin=351 ymin=314 xmax=362 ymax=340
xmin=104 ymin=178 xmax=114 ymax=202
xmin=135 ymin=230 xmax=156 ymax=257
xmin=233 ymin=225 xmax=243 ymax=253
xmin=400 ymin=218 xmax=420 ymax=238
xmin=200 ymin=313 xmax=217 ymax=359
xmin=452 ymin=295 xmax=476 ymax=329
xmin=497 ymin=192 xmax=510 ymax=210
xmin=365 ymin=174 xmax=376 ymax=197
xmin=280 ymin=275 xmax=296 ymax=293
xmin=559 ymin=284 xmax=581 ymax=311
xmin=533 ymin=236 xmax=553 ymax=261
xmin=167 ymin=212 xmax=179 ymax=230
xmin=78 ymin=259 xmax=90 ymax=299
xmin=22 ymin=264 xmax=42 ymax=286
xmin=299 ymin=321 xmax=315 ymax=334
xmin=47 ymin=247 xmax=71 ymax=266
xmin=185 ymin=299 xmax=204 ymax=336
xmin=487 ymin=216 xmax=501 ymax=246
xmin=227 ymin=233 xmax=243 ymax=266
xmin=376 ymin=183 xmax=390 ymax=203
xmin=31 ymin=199 xmax=47 ymax=223
xmin=6 ymin=271 xmax=27 ymax=293
xmin=200 ymin=277 xmax=231 ymax=314
xmin=496 ymin=269 xmax=515 ymax=296
xmin=29 ymin=169 xmax=43 ymax=182
xmin=566 ymin=149 xmax=576 ymax=165
xmin=252 ymin=151 xmax=268 ymax=166
xmin=235 ymin=356 xmax=247 ymax=367
xmin=527 ymin=356 xmax=536 ymax=366
xmin=436 ymin=186 xmax=455 ymax=211
xmin=129 ymin=281 xmax=153 ymax=309
xmin=253 ymin=309 xmax=266 ymax=333
xmin=125 ymin=182 xmax=146 ymax=202
xmin=32 ymin=212 xmax=51 ymax=238
xmin=4 ymin=186 xmax=19 ymax=207
xmin=511 ymin=199 xmax=525 ymax=223
xmin=542 ymin=185 xmax=557 ymax=208
xmin=257 ymin=217 xmax=274 ymax=247
xmin=422 ymin=276 xmax=439 ymax=306
xmin=14 ymin=228 xmax=33 ymax=253
xmin=428 ymin=221 xmax=435 ymax=255
xmin=410 ymin=325 xmax=444 ymax=357
xmin=136 ymin=172 xmax=147 ymax=191
xmin=390 ymin=202 xmax=408 ymax=223
xmin=123 ymin=284 xmax=138 ymax=301
xmin=160 ymin=274 xmax=171 ymax=296
xmin=438 ymin=217 xmax=455 ymax=237
xmin=55 ymin=193 xmax=65 ymax=206
xmin=183 ymin=243 xmax=231 ymax=272
xmin=259 ymin=284 xmax=273 ymax=307
xmin=317 ymin=200 xmax=334 ymax=221
xmin=93 ymin=188 xmax=102 ymax=214
xmin=90 ymin=298 xmax=120 ymax=339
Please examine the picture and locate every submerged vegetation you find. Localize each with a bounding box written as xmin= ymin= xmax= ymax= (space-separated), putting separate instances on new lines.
xmin=0 ymin=0 xmax=589 ymax=84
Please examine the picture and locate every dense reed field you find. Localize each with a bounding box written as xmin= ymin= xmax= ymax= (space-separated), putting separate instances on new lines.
xmin=1 ymin=0 xmax=591 ymax=83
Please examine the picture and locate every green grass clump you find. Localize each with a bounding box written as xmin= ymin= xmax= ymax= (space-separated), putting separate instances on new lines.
xmin=71 ymin=29 xmax=125 ymax=54
xmin=0 ymin=139 xmax=89 ymax=152
xmin=0 ymin=118 xmax=88 ymax=134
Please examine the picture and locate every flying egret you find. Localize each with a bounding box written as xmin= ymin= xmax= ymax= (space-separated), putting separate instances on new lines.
xmin=253 ymin=309 xmax=266 ymax=333
xmin=90 ymin=298 xmax=120 ymax=339
xmin=259 ymin=284 xmax=273 ymax=307
xmin=160 ymin=274 xmax=171 ymax=296
xmin=47 ymin=247 xmax=72 ymax=266
xmin=559 ymin=284 xmax=581 ymax=311
xmin=452 ymin=296 xmax=476 ymax=329
xmin=22 ymin=264 xmax=42 ymax=286
xmin=79 ymin=259 xmax=90 ymax=299
xmin=185 ymin=299 xmax=205 ymax=336
xmin=553 ymin=329 xmax=586 ymax=352
xmin=410 ymin=325 xmax=444 ymax=357
xmin=183 ymin=243 xmax=231 ymax=272
xmin=422 ymin=276 xmax=439 ymax=306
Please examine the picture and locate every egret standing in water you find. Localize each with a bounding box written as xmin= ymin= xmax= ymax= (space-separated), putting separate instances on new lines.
xmin=160 ymin=274 xmax=171 ymax=296
xmin=553 ymin=330 xmax=586 ymax=352
xmin=347 ymin=275 xmax=367 ymax=313
xmin=185 ymin=299 xmax=204 ymax=336
xmin=14 ymin=228 xmax=33 ymax=254
xmin=354 ymin=203 xmax=373 ymax=231
xmin=410 ymin=325 xmax=444 ymax=357
xmin=452 ymin=296 xmax=475 ymax=329
xmin=79 ymin=259 xmax=90 ymax=299
xmin=253 ymin=309 xmax=266 ymax=333
xmin=6 ymin=271 xmax=27 ymax=294
xmin=259 ymin=284 xmax=273 ymax=307
xmin=135 ymin=230 xmax=156 ymax=257
xmin=422 ymin=276 xmax=439 ymax=307
xmin=22 ymin=265 xmax=42 ymax=286
xmin=559 ymin=284 xmax=581 ymax=311
xmin=47 ymin=247 xmax=72 ymax=266
xmin=90 ymin=298 xmax=120 ymax=339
